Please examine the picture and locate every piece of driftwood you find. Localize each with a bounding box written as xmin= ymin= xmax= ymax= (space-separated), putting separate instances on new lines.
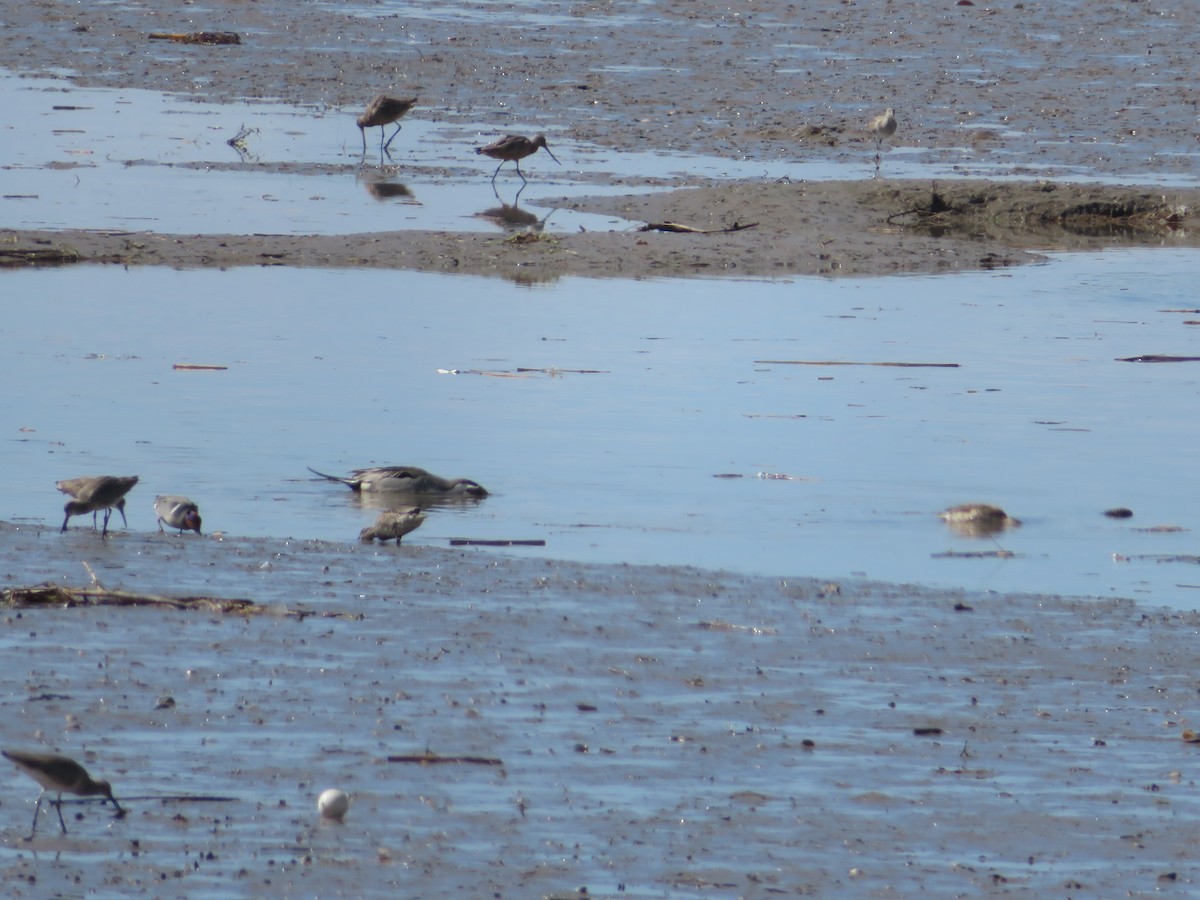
xmin=387 ymin=753 xmax=502 ymax=766
xmin=1116 ymin=355 xmax=1200 ymax=363
xmin=173 ymin=363 xmax=228 ymax=371
xmin=148 ymin=31 xmax=241 ymax=45
xmin=1113 ymin=554 xmax=1200 ymax=565
xmin=3 ymin=582 xmax=358 ymax=621
xmin=754 ymin=359 xmax=960 ymax=368
xmin=449 ymin=538 xmax=546 ymax=547
xmin=637 ymin=221 xmax=758 ymax=234
xmin=930 ymin=550 xmax=1017 ymax=559
xmin=0 ymin=246 xmax=80 ymax=267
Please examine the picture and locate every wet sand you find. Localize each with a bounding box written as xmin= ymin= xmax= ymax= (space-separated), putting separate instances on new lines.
xmin=3 ymin=524 xmax=1200 ymax=895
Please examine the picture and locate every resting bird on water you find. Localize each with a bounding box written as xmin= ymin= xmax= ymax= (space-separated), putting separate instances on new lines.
xmin=939 ymin=502 xmax=1019 ymax=537
xmin=475 ymin=134 xmax=561 ymax=184
xmin=56 ymin=475 xmax=138 ymax=536
xmin=357 ymin=95 xmax=418 ymax=157
xmin=154 ymin=495 xmax=203 ymax=535
xmin=308 ymin=465 xmax=488 ymax=498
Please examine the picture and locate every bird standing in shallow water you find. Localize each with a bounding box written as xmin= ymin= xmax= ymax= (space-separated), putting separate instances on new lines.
xmin=869 ymin=108 xmax=897 ymax=155
xmin=3 ymin=749 xmax=124 ymax=839
xmin=357 ymin=95 xmax=418 ymax=158
xmin=57 ymin=475 xmax=138 ymax=536
xmin=475 ymin=134 xmax=561 ymax=184
xmin=154 ymin=495 xmax=203 ymax=535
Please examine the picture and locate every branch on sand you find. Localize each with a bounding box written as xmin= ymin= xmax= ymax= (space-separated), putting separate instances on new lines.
xmin=637 ymin=221 xmax=758 ymax=234
xmin=3 ymin=575 xmax=356 ymax=621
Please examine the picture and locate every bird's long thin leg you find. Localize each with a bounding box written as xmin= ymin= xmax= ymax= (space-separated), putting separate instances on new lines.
xmin=383 ymin=122 xmax=403 ymax=152
xmin=490 ymin=161 xmax=505 ymax=184
xmin=101 ymin=507 xmax=111 ymax=538
xmin=515 ymin=161 xmax=527 ymax=184
xmin=60 ymin=512 xmax=70 ymax=533
xmin=359 ymin=126 xmax=367 ymax=157
xmin=53 ymin=792 xmax=68 ymax=834
xmin=28 ymin=789 xmax=45 ymax=839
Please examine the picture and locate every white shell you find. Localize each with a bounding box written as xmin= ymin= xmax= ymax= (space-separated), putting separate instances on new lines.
xmin=317 ymin=788 xmax=350 ymax=821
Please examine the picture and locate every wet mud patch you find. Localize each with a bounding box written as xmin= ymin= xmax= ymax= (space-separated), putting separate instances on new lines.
xmin=2 ymin=523 xmax=1200 ymax=894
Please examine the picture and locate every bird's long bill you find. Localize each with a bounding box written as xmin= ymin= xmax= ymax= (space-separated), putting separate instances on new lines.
xmin=544 ymin=146 xmax=561 ymax=166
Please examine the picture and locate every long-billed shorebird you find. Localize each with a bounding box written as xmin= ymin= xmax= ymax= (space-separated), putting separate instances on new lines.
xmin=308 ymin=465 xmax=488 ymax=498
xmin=154 ymin=495 xmax=203 ymax=535
xmin=475 ymin=134 xmax=561 ymax=184
xmin=57 ymin=475 xmax=138 ymax=536
xmin=869 ymin=107 xmax=897 ymax=155
xmin=3 ymin=749 xmax=124 ymax=838
xmin=357 ymin=95 xmax=418 ymax=157
xmin=359 ymin=508 xmax=427 ymax=544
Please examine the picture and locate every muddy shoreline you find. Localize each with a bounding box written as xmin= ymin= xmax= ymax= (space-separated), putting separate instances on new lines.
xmin=5 ymin=180 xmax=1200 ymax=281
xmin=4 ymin=525 xmax=1200 ymax=894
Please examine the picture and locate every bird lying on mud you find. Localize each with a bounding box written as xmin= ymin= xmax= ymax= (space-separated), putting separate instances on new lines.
xmin=359 ymin=508 xmax=427 ymax=544
xmin=56 ymin=475 xmax=138 ymax=536
xmin=154 ymin=495 xmax=203 ymax=535
xmin=308 ymin=465 xmax=488 ymax=498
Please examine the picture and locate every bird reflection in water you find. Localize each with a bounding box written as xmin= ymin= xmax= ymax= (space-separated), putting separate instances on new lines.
xmin=475 ymin=182 xmax=556 ymax=232
xmin=356 ymin=171 xmax=415 ymax=203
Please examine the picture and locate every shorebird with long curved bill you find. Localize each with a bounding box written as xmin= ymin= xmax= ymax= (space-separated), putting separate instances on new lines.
xmin=3 ymin=749 xmax=124 ymax=839
xmin=357 ymin=95 xmax=417 ymax=158
xmin=475 ymin=133 xmax=561 ymax=184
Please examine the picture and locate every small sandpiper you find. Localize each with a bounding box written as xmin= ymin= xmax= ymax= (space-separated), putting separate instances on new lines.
xmin=154 ymin=495 xmax=203 ymax=534
xmin=868 ymin=107 xmax=897 ymax=155
xmin=359 ymin=508 xmax=427 ymax=544
xmin=3 ymin=749 xmax=124 ymax=838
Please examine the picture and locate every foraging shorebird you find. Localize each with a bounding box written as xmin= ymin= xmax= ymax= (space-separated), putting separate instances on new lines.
xmin=359 ymin=508 xmax=427 ymax=544
xmin=56 ymin=476 xmax=129 ymax=532
xmin=308 ymin=465 xmax=488 ymax=498
xmin=939 ymin=502 xmax=1020 ymax=537
xmin=2 ymin=749 xmax=124 ymax=838
xmin=154 ymin=495 xmax=203 ymax=535
xmin=869 ymin=107 xmax=897 ymax=154
xmin=357 ymin=95 xmax=418 ymax=157
xmin=57 ymin=475 xmax=138 ymax=536
xmin=475 ymin=134 xmax=561 ymax=184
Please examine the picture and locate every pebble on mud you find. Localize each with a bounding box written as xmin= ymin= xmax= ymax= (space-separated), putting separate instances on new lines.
xmin=317 ymin=788 xmax=350 ymax=821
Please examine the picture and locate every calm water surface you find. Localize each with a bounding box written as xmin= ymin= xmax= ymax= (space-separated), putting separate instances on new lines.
xmin=4 ymin=250 xmax=1199 ymax=608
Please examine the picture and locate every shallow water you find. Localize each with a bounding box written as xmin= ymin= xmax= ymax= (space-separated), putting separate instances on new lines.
xmin=8 ymin=71 xmax=1189 ymax=245
xmin=4 ymin=249 xmax=1200 ymax=610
